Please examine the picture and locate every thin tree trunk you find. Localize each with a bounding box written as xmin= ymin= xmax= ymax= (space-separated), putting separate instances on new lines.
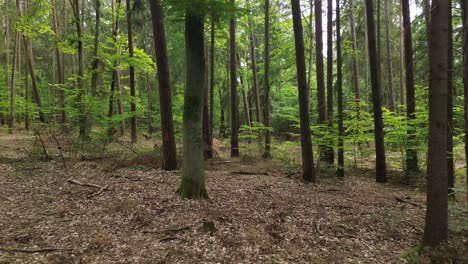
xmin=178 ymin=11 xmax=208 ymax=200
xmin=149 ymin=0 xmax=178 ymax=169
xmin=384 ymin=0 xmax=395 ymax=112
xmin=324 ymin=0 xmax=334 ymax=164
xmin=52 ymin=0 xmax=65 ymax=124
xmin=90 ymin=0 xmax=101 ymax=96
xmin=230 ymin=0 xmax=239 ymax=157
xmin=126 ymin=0 xmax=137 ymax=143
xmin=209 ymin=19 xmax=215 ymax=145
xmin=336 ymin=0 xmax=344 ymax=177
xmin=399 ymin=11 xmax=405 ymax=113
xmin=447 ymin=1 xmax=454 ymax=192
xmin=349 ymin=0 xmax=361 ymax=111
xmin=308 ymin=0 xmax=314 ymax=89
xmin=291 ymin=0 xmax=316 ymax=182
xmin=24 ymin=49 xmax=29 ymax=130
xmin=263 ymin=0 xmax=271 ymax=158
xmin=402 ymin=0 xmax=419 ymax=177
xmin=365 ymin=0 xmax=387 ymax=183
xmin=1 ymin=0 xmax=9 ymax=126
xmin=461 ymin=0 xmax=468 ymax=201
xmin=248 ymin=15 xmax=261 ymax=123
xmin=237 ymin=51 xmax=251 ymax=127
xmin=8 ymin=32 xmax=18 ymax=130
xmin=203 ymin=45 xmax=213 ymax=158
xmin=315 ymin=0 xmax=328 ymax=163
xmin=423 ymin=0 xmax=449 ymax=247
xmin=108 ymin=0 xmax=122 ymax=137
xmin=147 ymin=74 xmax=153 ymax=133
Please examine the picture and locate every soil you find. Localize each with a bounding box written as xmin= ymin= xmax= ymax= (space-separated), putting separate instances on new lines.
xmin=0 ymin=131 xmax=464 ymax=263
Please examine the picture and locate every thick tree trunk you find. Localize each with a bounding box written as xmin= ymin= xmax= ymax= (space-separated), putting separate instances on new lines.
xmin=447 ymin=1 xmax=454 ymax=192
xmin=178 ymin=12 xmax=208 ymax=200
xmin=291 ymin=0 xmax=316 ymax=182
xmin=365 ymin=0 xmax=387 ymax=183
xmin=126 ymin=0 xmax=137 ymax=143
xmin=423 ymin=0 xmax=449 ymax=247
xmin=402 ymin=0 xmax=419 ymax=177
xmin=230 ymin=0 xmax=239 ymax=157
xmin=149 ymin=0 xmax=178 ymax=170
xmin=384 ymin=0 xmax=395 ymax=112
xmin=307 ymin=0 xmax=314 ymax=89
xmin=263 ymin=0 xmax=271 ymax=158
xmin=462 ymin=0 xmax=468 ymax=201
xmin=52 ymin=0 xmax=65 ymax=124
xmin=336 ymin=0 xmax=344 ymax=177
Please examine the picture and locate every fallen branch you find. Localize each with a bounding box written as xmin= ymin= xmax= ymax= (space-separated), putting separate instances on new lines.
xmin=0 ymin=247 xmax=73 ymax=254
xmin=67 ymin=178 xmax=109 ymax=197
xmin=395 ymin=197 xmax=424 ymax=209
xmin=230 ymin=171 xmax=269 ymax=176
xmin=114 ymin=140 xmax=140 ymax=154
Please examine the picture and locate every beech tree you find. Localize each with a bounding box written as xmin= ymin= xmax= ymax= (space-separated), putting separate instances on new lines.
xmin=230 ymin=0 xmax=239 ymax=158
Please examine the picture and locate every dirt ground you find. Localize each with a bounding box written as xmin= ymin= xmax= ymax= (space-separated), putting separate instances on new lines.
xmin=0 ymin=131 xmax=465 ymax=263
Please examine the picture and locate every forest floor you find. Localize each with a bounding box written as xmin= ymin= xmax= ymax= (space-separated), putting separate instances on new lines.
xmin=0 ymin=130 xmax=466 ymax=264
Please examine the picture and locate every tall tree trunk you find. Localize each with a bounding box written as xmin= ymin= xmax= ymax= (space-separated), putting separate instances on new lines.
xmin=307 ymin=0 xmax=314 ymax=89
xmin=336 ymin=0 xmax=344 ymax=177
xmin=423 ymin=0 xmax=449 ymax=247
xmin=263 ymin=0 xmax=271 ymax=158
xmin=209 ymin=19 xmax=215 ymax=144
xmin=90 ymin=0 xmax=101 ymax=96
xmin=365 ymin=0 xmax=387 ymax=183
xmin=447 ymin=1 xmax=454 ymax=192
xmin=71 ymin=0 xmax=86 ymax=136
xmin=203 ymin=45 xmax=213 ymax=159
xmin=149 ymin=0 xmax=178 ymax=170
xmin=315 ymin=0 xmax=328 ymax=163
xmin=1 ymin=0 xmax=8 ymax=126
xmin=24 ymin=49 xmax=29 ymax=130
xmin=402 ymin=0 xmax=419 ymax=177
xmin=248 ymin=17 xmax=261 ymax=123
xmin=52 ymin=0 xmax=65 ymax=124
xmin=237 ymin=51 xmax=251 ymax=127
xmin=384 ymin=0 xmax=395 ymax=112
xmin=291 ymin=0 xmax=316 ymax=182
xmin=178 ymin=11 xmax=208 ymax=200
xmin=399 ymin=11 xmax=405 ymax=113
xmin=8 ymin=32 xmax=18 ymax=130
xmin=126 ymin=0 xmax=137 ymax=143
xmin=324 ymin=0 xmax=334 ymax=164
xmin=108 ymin=0 xmax=122 ymax=137
xmin=349 ymin=0 xmax=361 ymax=111
xmin=230 ymin=0 xmax=239 ymax=157
xmin=146 ymin=74 xmax=153 ymax=133
xmin=461 ymin=0 xmax=468 ymax=201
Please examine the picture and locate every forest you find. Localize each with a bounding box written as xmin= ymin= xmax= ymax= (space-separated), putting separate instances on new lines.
xmin=0 ymin=0 xmax=467 ymax=263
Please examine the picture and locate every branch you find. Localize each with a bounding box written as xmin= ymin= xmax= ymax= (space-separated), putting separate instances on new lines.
xmin=0 ymin=247 xmax=73 ymax=254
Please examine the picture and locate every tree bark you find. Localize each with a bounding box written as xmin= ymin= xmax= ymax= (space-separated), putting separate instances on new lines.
xmin=178 ymin=11 xmax=208 ymax=200
xmin=90 ymin=0 xmax=101 ymax=97
xmin=209 ymin=18 xmax=215 ymax=146
xmin=291 ymin=0 xmax=316 ymax=182
xmin=365 ymin=0 xmax=387 ymax=183
xmin=349 ymin=0 xmax=360 ymax=111
xmin=126 ymin=0 xmax=137 ymax=143
xmin=423 ymin=0 xmax=449 ymax=247
xmin=52 ymin=0 xmax=66 ymax=124
xmin=399 ymin=11 xmax=405 ymax=113
xmin=8 ymin=32 xmax=18 ymax=130
xmin=203 ymin=45 xmax=213 ymax=159
xmin=324 ymin=0 xmax=334 ymax=164
xmin=447 ymin=1 xmax=454 ymax=192
xmin=384 ymin=0 xmax=395 ymax=112
xmin=230 ymin=0 xmax=239 ymax=157
xmin=149 ymin=0 xmax=178 ymax=170
xmin=336 ymin=0 xmax=344 ymax=177
xmin=263 ymin=0 xmax=271 ymax=158
xmin=248 ymin=16 xmax=261 ymax=123
xmin=461 ymin=0 xmax=468 ymax=201
xmin=402 ymin=0 xmax=419 ymax=177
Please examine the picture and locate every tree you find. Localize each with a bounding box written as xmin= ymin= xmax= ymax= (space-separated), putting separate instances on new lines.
xmin=402 ymin=0 xmax=418 ymax=177
xmin=462 ymin=0 xmax=468 ymax=202
xmin=325 ymin=0 xmax=334 ymax=164
xmin=230 ymin=0 xmax=239 ymax=158
xmin=90 ymin=0 xmax=101 ymax=97
xmin=447 ymin=1 xmax=454 ymax=192
xmin=365 ymin=0 xmax=387 ymax=183
xmin=349 ymin=0 xmax=360 ymax=111
xmin=52 ymin=0 xmax=66 ymax=124
xmin=247 ymin=2 xmax=261 ymax=123
xmin=315 ymin=0 xmax=329 ymax=164
xmin=209 ymin=18 xmax=216 ymax=153
xmin=336 ymin=0 xmax=344 ymax=177
xmin=423 ymin=0 xmax=449 ymax=247
xmin=126 ymin=0 xmax=137 ymax=143
xmin=384 ymin=0 xmax=394 ymax=112
xmin=8 ymin=32 xmax=17 ymax=130
xmin=263 ymin=0 xmax=271 ymax=158
xmin=149 ymin=0 xmax=178 ymax=170
xmin=290 ymin=0 xmax=315 ymax=182
xmin=177 ymin=8 xmax=208 ymax=199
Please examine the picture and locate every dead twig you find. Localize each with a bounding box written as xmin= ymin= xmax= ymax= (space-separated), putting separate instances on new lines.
xmin=67 ymin=178 xmax=109 ymax=197
xmin=230 ymin=171 xmax=269 ymax=176
xmin=395 ymin=197 xmax=424 ymax=209
xmin=52 ymin=133 xmax=66 ymax=166
xmin=0 ymin=247 xmax=73 ymax=254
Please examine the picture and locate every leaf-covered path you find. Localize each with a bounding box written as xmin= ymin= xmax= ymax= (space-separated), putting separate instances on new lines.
xmin=0 ymin=133 xmax=427 ymax=263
